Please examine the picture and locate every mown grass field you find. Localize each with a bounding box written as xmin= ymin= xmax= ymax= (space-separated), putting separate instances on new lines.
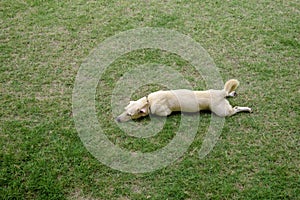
xmin=1 ymin=0 xmax=299 ymax=199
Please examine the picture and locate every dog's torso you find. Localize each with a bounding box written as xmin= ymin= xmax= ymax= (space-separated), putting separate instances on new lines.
xmin=147 ymin=89 xmax=226 ymax=115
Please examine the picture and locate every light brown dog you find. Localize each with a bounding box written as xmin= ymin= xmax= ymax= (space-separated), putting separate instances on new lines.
xmin=116 ymin=79 xmax=252 ymax=122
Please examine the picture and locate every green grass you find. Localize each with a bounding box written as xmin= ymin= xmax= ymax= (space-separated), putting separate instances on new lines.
xmin=1 ymin=0 xmax=299 ymax=199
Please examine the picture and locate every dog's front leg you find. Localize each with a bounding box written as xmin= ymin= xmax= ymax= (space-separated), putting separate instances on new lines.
xmin=151 ymin=104 xmax=172 ymax=116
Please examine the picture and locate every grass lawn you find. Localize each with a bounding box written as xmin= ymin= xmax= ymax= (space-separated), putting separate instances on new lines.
xmin=1 ymin=0 xmax=299 ymax=199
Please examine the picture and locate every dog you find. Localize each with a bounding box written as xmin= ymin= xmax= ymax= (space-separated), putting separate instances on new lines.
xmin=116 ymin=79 xmax=252 ymax=122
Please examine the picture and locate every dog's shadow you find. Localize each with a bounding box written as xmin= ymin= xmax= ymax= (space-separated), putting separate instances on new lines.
xmin=131 ymin=111 xmax=212 ymax=123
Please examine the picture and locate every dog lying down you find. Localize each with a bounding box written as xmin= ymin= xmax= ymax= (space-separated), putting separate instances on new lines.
xmin=116 ymin=79 xmax=252 ymax=122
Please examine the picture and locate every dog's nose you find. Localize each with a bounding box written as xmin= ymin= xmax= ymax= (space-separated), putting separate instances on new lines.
xmin=116 ymin=117 xmax=121 ymax=123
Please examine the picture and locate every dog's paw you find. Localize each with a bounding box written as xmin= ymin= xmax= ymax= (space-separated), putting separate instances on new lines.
xmin=228 ymin=91 xmax=237 ymax=97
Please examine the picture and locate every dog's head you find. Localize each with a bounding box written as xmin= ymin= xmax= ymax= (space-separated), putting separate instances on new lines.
xmin=116 ymin=97 xmax=150 ymax=122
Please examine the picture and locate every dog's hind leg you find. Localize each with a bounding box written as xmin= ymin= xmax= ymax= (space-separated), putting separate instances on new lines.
xmin=212 ymin=100 xmax=252 ymax=117
xmin=232 ymin=106 xmax=252 ymax=114
xmin=219 ymin=106 xmax=252 ymax=117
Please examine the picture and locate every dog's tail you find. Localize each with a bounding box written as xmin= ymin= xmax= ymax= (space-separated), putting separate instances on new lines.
xmin=224 ymin=79 xmax=239 ymax=94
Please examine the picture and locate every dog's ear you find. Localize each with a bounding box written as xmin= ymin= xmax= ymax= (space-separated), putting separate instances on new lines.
xmin=140 ymin=107 xmax=147 ymax=113
xmin=139 ymin=102 xmax=149 ymax=114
